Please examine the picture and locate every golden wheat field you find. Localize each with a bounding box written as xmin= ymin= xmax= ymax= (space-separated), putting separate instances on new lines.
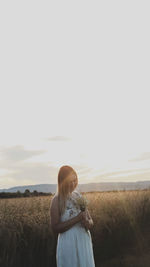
xmin=1 ymin=190 xmax=150 ymax=267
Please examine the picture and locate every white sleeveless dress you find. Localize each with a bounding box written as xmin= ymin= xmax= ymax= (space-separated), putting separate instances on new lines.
xmin=56 ymin=190 xmax=95 ymax=267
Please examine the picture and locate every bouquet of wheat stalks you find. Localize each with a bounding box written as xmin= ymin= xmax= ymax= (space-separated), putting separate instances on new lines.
xmin=75 ymin=194 xmax=93 ymax=231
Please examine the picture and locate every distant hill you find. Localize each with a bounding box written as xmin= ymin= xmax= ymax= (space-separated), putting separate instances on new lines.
xmin=0 ymin=180 xmax=150 ymax=193
xmin=0 ymin=184 xmax=56 ymax=193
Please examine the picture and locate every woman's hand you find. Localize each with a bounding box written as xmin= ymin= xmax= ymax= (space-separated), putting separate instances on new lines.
xmin=80 ymin=210 xmax=94 ymax=230
xmin=81 ymin=217 xmax=93 ymax=230
xmin=77 ymin=211 xmax=87 ymax=221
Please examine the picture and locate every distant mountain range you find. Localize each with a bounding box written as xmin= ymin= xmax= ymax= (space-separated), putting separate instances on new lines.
xmin=1 ymin=180 xmax=150 ymax=193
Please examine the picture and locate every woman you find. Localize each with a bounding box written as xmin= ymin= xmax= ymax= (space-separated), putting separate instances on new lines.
xmin=50 ymin=165 xmax=95 ymax=267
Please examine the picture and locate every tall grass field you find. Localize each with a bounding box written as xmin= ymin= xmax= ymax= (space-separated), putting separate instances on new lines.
xmin=1 ymin=190 xmax=150 ymax=267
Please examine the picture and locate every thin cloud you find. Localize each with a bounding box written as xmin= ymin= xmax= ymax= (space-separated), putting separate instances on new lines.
xmin=0 ymin=161 xmax=58 ymax=188
xmin=72 ymin=164 xmax=94 ymax=175
xmin=0 ymin=145 xmax=46 ymax=168
xmin=46 ymin=136 xmax=71 ymax=142
xmin=129 ymin=152 xmax=150 ymax=162
xmin=0 ymin=161 xmax=90 ymax=189
xmin=93 ymin=168 xmax=150 ymax=182
xmin=116 ymin=171 xmax=150 ymax=183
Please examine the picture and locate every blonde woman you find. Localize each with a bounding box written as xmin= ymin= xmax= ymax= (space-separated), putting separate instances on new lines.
xmin=50 ymin=165 xmax=95 ymax=267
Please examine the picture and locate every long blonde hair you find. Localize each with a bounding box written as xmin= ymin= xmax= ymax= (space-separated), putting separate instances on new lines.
xmin=56 ymin=165 xmax=78 ymax=215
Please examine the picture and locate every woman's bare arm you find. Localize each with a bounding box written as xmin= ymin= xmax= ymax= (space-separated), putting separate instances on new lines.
xmin=50 ymin=195 xmax=84 ymax=234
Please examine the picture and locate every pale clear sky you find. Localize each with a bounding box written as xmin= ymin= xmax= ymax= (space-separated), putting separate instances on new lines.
xmin=0 ymin=1 xmax=150 ymax=189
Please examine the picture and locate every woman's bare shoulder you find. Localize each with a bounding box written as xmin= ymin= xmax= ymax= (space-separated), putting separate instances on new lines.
xmin=51 ymin=193 xmax=59 ymax=206
xmin=53 ymin=192 xmax=59 ymax=199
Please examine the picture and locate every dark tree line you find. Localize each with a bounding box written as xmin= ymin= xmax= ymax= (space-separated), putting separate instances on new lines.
xmin=0 ymin=189 xmax=53 ymax=198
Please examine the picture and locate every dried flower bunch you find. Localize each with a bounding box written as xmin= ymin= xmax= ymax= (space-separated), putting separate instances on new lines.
xmin=75 ymin=195 xmax=89 ymax=211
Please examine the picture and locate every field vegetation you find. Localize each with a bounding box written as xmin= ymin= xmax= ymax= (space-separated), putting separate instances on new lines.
xmin=0 ymin=189 xmax=150 ymax=267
